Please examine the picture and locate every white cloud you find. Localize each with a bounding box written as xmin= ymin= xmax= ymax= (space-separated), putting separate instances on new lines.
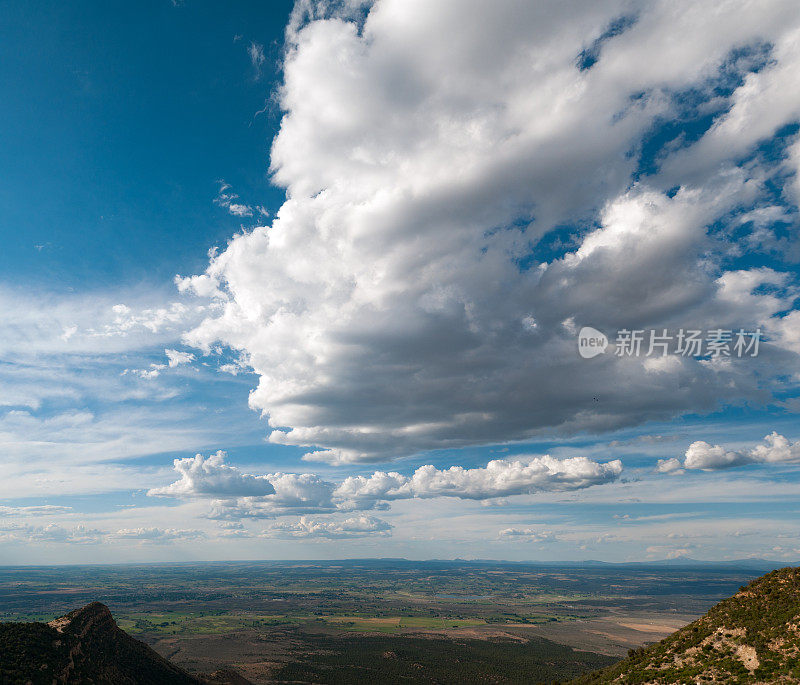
xmin=0 ymin=505 xmax=72 ymax=516
xmin=683 ymin=441 xmax=751 ymax=470
xmin=334 ymin=455 xmax=624 ymax=507
xmin=248 ymin=41 xmax=265 ymax=76
xmin=181 ymin=0 xmax=800 ymax=463
xmin=498 ymin=528 xmax=557 ymax=543
xmin=0 ymin=289 xmax=204 ymax=357
xmin=9 ymin=1 xmax=800 ymax=562
xmin=124 ymin=364 xmax=164 ymax=379
xmin=123 ymin=348 xmax=193 ymax=378
xmin=661 ymin=432 xmax=800 ymax=472
xmin=655 ymin=457 xmax=683 ymax=474
xmin=0 ymin=290 xmax=222 ymax=484
xmin=0 ymin=523 xmax=104 ymax=545
xmin=261 ymin=515 xmax=392 ymax=539
xmin=101 ymin=302 xmax=196 ymax=337
xmin=206 ymin=471 xmax=341 ymax=518
xmin=213 ymin=180 xmax=254 ymax=217
xmin=110 ymin=527 xmax=205 ymax=543
xmin=151 ymin=450 xmax=622 ymax=518
xmin=148 ymin=451 xmax=276 ymax=497
xmin=215 ymin=521 xmax=252 ymax=538
xmin=165 ymin=348 xmax=195 ymax=367
xmin=659 ymin=23 xmax=800 ymax=186
xmin=175 ymin=273 xmax=223 ymax=299
xmin=645 ymin=545 xmax=693 ymax=560
xmin=228 ymin=203 xmax=254 ymax=217
xmin=31 ymin=524 xmax=104 ymax=544
xmin=218 ymin=520 xmax=244 ymax=529
xmin=751 ymin=432 xmax=800 ymax=463
xmin=0 ymin=396 xmax=260 ymax=500
xmin=256 ymin=472 xmax=337 ymax=510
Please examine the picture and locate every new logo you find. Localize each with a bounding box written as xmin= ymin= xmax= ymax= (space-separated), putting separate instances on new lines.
xmin=578 ymin=327 xmax=608 ymax=359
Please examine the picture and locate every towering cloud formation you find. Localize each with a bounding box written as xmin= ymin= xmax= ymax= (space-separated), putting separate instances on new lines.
xmin=181 ymin=0 xmax=800 ymax=463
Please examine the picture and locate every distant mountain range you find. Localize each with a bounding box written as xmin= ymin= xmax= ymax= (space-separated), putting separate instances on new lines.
xmin=572 ymin=566 xmax=800 ymax=683
xmin=208 ymin=556 xmax=796 ymax=574
xmin=451 ymin=557 xmax=794 ymax=570
xmin=0 ymin=602 xmax=250 ymax=685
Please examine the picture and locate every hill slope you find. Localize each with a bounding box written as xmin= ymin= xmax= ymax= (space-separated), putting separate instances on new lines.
xmin=572 ymin=566 xmax=800 ymax=684
xmin=0 ymin=602 xmax=205 ymax=684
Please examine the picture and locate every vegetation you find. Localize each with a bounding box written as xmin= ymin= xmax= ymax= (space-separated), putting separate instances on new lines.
xmin=572 ymin=566 xmax=800 ymax=684
xmin=0 ymin=621 xmax=71 ymax=685
xmin=0 ymin=601 xmax=613 ymax=684
xmin=0 ymin=602 xmax=200 ymax=684
xmin=0 ymin=560 xmax=758 ymax=627
xmin=268 ymin=631 xmax=614 ymax=684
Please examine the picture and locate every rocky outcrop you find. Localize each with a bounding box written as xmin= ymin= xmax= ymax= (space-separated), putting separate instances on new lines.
xmin=572 ymin=566 xmax=800 ymax=684
xmin=1 ymin=602 xmax=252 ymax=684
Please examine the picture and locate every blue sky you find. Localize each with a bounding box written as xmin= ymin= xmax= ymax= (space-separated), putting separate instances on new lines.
xmin=0 ymin=0 xmax=290 ymax=288
xmin=1 ymin=0 xmax=800 ymax=564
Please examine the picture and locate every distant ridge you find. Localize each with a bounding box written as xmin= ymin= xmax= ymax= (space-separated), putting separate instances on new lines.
xmin=572 ymin=566 xmax=800 ymax=684
xmin=210 ymin=557 xmax=796 ymax=574
xmin=1 ymin=557 xmax=794 ymax=571
xmin=0 ymin=602 xmax=251 ymax=684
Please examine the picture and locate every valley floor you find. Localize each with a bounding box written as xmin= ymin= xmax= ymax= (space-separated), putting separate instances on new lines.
xmin=0 ymin=560 xmax=772 ymax=683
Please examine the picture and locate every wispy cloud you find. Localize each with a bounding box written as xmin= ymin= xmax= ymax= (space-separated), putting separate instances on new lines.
xmin=0 ymin=505 xmax=72 ymax=517
xmin=213 ymin=180 xmax=253 ymax=217
xmin=248 ymin=41 xmax=265 ymax=78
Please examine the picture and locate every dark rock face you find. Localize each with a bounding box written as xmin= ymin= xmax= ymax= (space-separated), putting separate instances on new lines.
xmin=1 ymin=602 xmax=204 ymax=684
xmin=48 ymin=601 xmax=118 ymax=638
xmin=54 ymin=602 xmax=201 ymax=684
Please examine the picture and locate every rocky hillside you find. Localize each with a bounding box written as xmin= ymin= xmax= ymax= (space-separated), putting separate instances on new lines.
xmin=0 ymin=602 xmax=248 ymax=684
xmin=572 ymin=566 xmax=800 ymax=684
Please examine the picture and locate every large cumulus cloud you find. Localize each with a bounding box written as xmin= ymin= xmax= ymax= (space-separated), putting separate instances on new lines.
xmin=181 ymin=0 xmax=800 ymax=463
